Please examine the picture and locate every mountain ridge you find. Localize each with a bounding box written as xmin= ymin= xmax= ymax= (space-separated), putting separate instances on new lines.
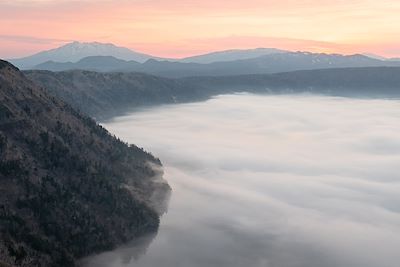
xmin=182 ymin=66 xmax=400 ymax=97
xmin=30 ymin=52 xmax=400 ymax=78
xmin=8 ymin=42 xmax=158 ymax=69
xmin=34 ymin=56 xmax=140 ymax=73
xmin=11 ymin=41 xmax=400 ymax=76
xmin=24 ymin=66 xmax=400 ymax=122
xmin=179 ymin=48 xmax=288 ymax=63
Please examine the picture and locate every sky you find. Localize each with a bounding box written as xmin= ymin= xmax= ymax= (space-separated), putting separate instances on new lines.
xmin=85 ymin=94 xmax=400 ymax=267
xmin=1 ymin=0 xmax=400 ymax=58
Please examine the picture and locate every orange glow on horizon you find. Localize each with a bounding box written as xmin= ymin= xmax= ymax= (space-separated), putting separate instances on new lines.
xmin=1 ymin=0 xmax=400 ymax=58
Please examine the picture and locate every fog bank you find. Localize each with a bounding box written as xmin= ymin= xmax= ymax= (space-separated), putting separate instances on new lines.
xmin=86 ymin=94 xmax=400 ymax=267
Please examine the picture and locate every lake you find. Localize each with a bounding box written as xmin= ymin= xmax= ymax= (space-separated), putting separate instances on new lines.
xmin=84 ymin=94 xmax=400 ymax=267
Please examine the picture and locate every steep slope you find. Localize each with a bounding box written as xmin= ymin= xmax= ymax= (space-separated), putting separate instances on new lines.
xmin=0 ymin=60 xmax=169 ymax=267
xmin=9 ymin=42 xmax=158 ymax=69
xmin=24 ymin=70 xmax=205 ymax=119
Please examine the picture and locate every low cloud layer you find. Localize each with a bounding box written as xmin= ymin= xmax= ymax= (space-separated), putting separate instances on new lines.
xmin=86 ymin=94 xmax=400 ymax=267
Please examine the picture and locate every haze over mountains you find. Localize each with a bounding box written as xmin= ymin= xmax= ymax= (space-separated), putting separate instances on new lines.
xmin=9 ymin=42 xmax=289 ymax=70
xmin=10 ymin=42 xmax=400 ymax=78
xmin=30 ymin=52 xmax=400 ymax=78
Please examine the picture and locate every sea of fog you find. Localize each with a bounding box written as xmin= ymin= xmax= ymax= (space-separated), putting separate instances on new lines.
xmin=84 ymin=93 xmax=400 ymax=267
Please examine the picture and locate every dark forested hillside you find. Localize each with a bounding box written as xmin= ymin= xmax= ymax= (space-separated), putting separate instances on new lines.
xmin=25 ymin=70 xmax=205 ymax=119
xmin=0 ymin=60 xmax=169 ymax=267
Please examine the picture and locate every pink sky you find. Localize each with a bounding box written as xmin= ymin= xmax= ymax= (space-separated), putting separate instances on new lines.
xmin=1 ymin=0 xmax=400 ymax=58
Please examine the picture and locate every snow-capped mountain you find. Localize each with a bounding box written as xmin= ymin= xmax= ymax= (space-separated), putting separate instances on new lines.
xmin=9 ymin=41 xmax=158 ymax=69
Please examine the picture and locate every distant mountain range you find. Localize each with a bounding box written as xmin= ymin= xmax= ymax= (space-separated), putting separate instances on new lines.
xmin=8 ymin=42 xmax=291 ymax=69
xmin=10 ymin=41 xmax=400 ymax=76
xmin=30 ymin=52 xmax=400 ymax=78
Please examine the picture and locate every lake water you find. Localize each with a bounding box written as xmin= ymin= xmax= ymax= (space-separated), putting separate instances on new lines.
xmin=84 ymin=94 xmax=400 ymax=267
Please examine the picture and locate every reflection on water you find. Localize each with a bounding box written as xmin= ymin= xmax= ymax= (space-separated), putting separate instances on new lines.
xmin=84 ymin=94 xmax=400 ymax=267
